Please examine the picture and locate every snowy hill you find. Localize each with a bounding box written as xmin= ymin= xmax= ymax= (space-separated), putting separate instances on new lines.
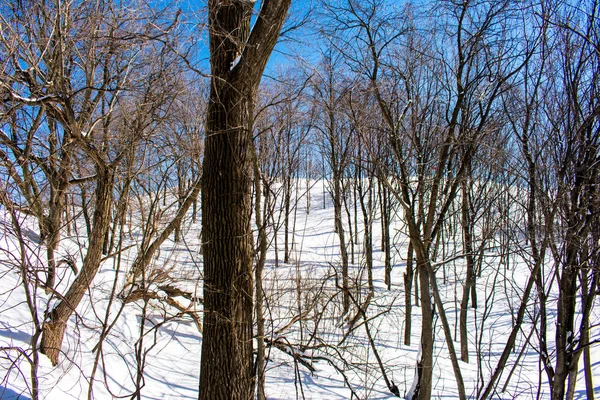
xmin=1 ymin=180 xmax=598 ymax=399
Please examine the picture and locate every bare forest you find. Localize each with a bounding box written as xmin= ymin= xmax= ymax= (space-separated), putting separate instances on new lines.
xmin=0 ymin=0 xmax=598 ymax=399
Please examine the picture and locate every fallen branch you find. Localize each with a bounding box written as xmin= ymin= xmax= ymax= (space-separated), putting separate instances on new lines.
xmin=122 ymin=285 xmax=202 ymax=332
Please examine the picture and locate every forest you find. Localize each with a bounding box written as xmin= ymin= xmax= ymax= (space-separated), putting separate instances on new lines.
xmin=0 ymin=0 xmax=598 ymax=399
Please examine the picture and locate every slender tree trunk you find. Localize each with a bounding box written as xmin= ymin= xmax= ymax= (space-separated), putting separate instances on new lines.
xmin=366 ymin=180 xmax=374 ymax=293
xmin=107 ymin=181 xmax=129 ymax=256
xmin=127 ymin=176 xmax=202 ymax=283
xmin=192 ymin=198 xmax=198 ymax=223
xmin=343 ymin=179 xmax=355 ymax=266
xmin=174 ymin=161 xmax=185 ymax=242
xmin=108 ymin=147 xmax=136 ymax=255
xmin=459 ymin=179 xmax=474 ymax=363
xmin=358 ymin=175 xmax=373 ymax=293
xmin=427 ymin=260 xmax=466 ymax=400
xmin=582 ymin=281 xmax=596 ymax=400
xmin=43 ymin=173 xmax=70 ymax=292
xmin=353 ymin=178 xmax=359 ymax=259
xmin=252 ymin=152 xmax=268 ymax=400
xmin=43 ymin=217 xmax=61 ymax=293
xmin=553 ymin=239 xmax=579 ymax=400
xmin=404 ymin=241 xmax=414 ymax=346
xmin=583 ymin=326 xmax=594 ymax=400
xmin=414 ymin=255 xmax=433 ymax=400
xmin=381 ymin=180 xmax=392 ymax=289
xmin=479 ymin=243 xmax=549 ymax=400
xmin=80 ymin=183 xmax=92 ymax=238
xmin=333 ymin=173 xmax=350 ymax=314
xmin=284 ymin=174 xmax=291 ymax=263
xmin=43 ymin=117 xmax=71 ymax=293
xmin=41 ymin=167 xmax=114 ymax=365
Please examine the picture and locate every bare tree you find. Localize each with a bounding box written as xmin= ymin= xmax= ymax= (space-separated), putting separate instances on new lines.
xmin=541 ymin=3 xmax=599 ymax=398
xmin=311 ymin=49 xmax=354 ymax=315
xmin=0 ymin=0 xmax=182 ymax=365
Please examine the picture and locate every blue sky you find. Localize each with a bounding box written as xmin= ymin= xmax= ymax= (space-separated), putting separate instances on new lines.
xmin=169 ymin=0 xmax=318 ymax=76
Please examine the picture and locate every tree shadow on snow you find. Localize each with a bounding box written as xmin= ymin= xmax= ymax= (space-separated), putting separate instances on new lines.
xmin=0 ymin=328 xmax=31 ymax=344
xmin=0 ymin=386 xmax=31 ymax=400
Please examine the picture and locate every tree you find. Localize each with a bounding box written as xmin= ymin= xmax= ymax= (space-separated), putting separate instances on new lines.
xmin=311 ymin=49 xmax=353 ymax=315
xmin=0 ymin=0 xmax=182 ymax=366
xmin=198 ymin=1 xmax=291 ymax=398
xmin=539 ymin=4 xmax=599 ymax=398
xmin=252 ymin=69 xmax=313 ymax=399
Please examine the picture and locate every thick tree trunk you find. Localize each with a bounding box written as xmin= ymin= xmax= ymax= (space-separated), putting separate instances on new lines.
xmin=198 ymin=1 xmax=291 ymax=398
xmin=200 ymin=85 xmax=255 ymax=400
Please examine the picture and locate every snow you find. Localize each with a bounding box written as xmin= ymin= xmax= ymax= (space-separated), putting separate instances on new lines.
xmin=230 ymin=55 xmax=242 ymax=71
xmin=0 ymin=180 xmax=599 ymax=399
xmin=404 ymin=343 xmax=420 ymax=400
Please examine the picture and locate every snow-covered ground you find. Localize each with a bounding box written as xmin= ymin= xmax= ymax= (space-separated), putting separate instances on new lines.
xmin=1 ymin=180 xmax=598 ymax=399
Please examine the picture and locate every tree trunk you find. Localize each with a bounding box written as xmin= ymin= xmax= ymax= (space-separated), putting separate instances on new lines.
xmin=42 ymin=117 xmax=72 ymax=293
xmin=41 ymin=167 xmax=114 ymax=365
xmin=80 ymin=183 xmax=92 ymax=238
xmin=459 ymin=180 xmax=474 ymax=363
xmin=404 ymin=221 xmax=434 ymax=400
xmin=580 ymin=255 xmax=597 ymax=400
xmin=42 ymin=173 xmax=70 ymax=292
xmin=252 ymin=151 xmax=268 ymax=400
xmin=333 ymin=173 xmax=350 ymax=314
xmin=381 ymin=180 xmax=392 ymax=289
xmin=127 ymin=175 xmax=202 ymax=283
xmin=358 ymin=175 xmax=373 ymax=293
xmin=174 ymin=160 xmax=185 ymax=242
xmin=198 ymin=1 xmax=291 ymax=398
xmin=553 ymin=239 xmax=579 ymax=400
xmin=414 ymin=256 xmax=433 ymax=400
xmin=199 ymin=79 xmax=255 ymax=400
xmin=426 ymin=260 xmax=466 ymax=400
xmin=404 ymin=241 xmax=414 ymax=346
xmin=366 ymin=181 xmax=374 ymax=293
xmin=343 ymin=179 xmax=355 ymax=267
xmin=479 ymin=244 xmax=548 ymax=400
xmin=284 ymin=173 xmax=291 ymax=263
